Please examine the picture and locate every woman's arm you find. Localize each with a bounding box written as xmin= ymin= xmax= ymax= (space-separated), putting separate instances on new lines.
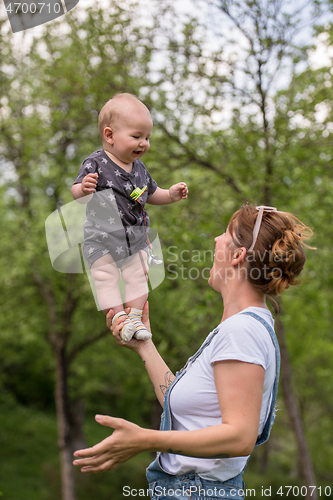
xmin=154 ymin=359 xmax=264 ymax=458
xmin=73 ymin=359 xmax=264 ymax=472
xmin=107 ymin=303 xmax=175 ymax=407
xmin=138 ymin=342 xmax=175 ymax=407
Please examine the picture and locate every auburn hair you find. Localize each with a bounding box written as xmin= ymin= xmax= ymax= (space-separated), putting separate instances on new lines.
xmin=228 ymin=203 xmax=314 ymax=296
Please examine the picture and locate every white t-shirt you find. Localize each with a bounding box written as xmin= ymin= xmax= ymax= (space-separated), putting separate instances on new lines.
xmin=160 ymin=307 xmax=276 ymax=482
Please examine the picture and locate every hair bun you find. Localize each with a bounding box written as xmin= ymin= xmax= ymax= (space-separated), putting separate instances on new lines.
xmin=228 ymin=203 xmax=314 ymax=297
xmin=267 ymin=230 xmax=306 ymax=295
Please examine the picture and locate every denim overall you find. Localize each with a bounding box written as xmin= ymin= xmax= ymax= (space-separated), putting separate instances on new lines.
xmin=146 ymin=312 xmax=281 ymax=499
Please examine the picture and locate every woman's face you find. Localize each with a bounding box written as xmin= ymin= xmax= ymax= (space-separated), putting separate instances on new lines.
xmin=208 ymin=227 xmax=235 ymax=291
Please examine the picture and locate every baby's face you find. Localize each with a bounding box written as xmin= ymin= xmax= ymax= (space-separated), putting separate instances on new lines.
xmin=109 ymin=105 xmax=153 ymax=165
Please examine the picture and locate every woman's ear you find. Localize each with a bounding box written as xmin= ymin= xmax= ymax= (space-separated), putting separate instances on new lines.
xmin=104 ymin=126 xmax=114 ymax=145
xmin=231 ymin=247 xmax=247 ymax=266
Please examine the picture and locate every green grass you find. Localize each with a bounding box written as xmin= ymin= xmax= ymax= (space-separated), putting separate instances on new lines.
xmin=0 ymin=398 xmax=152 ymax=500
xmin=0 ymin=399 xmax=60 ymax=500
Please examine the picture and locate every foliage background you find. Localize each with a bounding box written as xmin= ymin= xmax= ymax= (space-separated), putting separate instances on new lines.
xmin=0 ymin=0 xmax=333 ymax=498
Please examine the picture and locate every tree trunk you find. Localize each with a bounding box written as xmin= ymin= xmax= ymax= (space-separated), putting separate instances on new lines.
xmin=275 ymin=316 xmax=317 ymax=500
xmin=55 ymin=346 xmax=76 ymax=500
xmin=259 ymin=441 xmax=269 ymax=475
xmin=70 ymin=399 xmax=87 ymax=453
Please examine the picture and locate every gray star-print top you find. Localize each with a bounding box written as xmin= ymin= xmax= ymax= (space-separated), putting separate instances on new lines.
xmin=73 ymin=150 xmax=158 ymax=259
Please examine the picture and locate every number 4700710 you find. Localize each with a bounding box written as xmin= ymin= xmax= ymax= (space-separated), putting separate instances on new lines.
xmin=5 ymin=3 xmax=62 ymax=14
xmin=277 ymin=486 xmax=332 ymax=497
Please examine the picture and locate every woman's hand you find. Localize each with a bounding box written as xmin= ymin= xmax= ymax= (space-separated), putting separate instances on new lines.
xmin=73 ymin=415 xmax=149 ymax=472
xmin=106 ymin=301 xmax=152 ymax=353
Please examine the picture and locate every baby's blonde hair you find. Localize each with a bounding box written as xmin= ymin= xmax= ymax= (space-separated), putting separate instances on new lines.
xmin=98 ymin=93 xmax=150 ymax=142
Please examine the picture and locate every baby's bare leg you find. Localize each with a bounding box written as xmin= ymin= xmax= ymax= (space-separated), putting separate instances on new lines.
xmin=91 ymin=253 xmax=135 ymax=341
xmin=121 ymin=250 xmax=149 ymax=310
xmin=121 ymin=251 xmax=151 ymax=340
xmin=90 ymin=253 xmax=123 ymax=314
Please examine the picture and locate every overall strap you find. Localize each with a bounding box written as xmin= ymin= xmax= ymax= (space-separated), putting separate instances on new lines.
xmin=240 ymin=311 xmax=281 ymax=446
xmin=161 ymin=326 xmax=221 ymax=431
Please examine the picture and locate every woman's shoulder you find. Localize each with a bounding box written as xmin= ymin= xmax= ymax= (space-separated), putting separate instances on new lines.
xmin=213 ymin=307 xmax=275 ymax=351
xmin=210 ymin=308 xmax=275 ymax=367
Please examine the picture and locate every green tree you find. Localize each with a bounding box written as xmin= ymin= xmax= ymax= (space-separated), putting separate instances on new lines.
xmin=0 ymin=4 xmax=156 ymax=499
xmin=141 ymin=1 xmax=333 ymax=496
xmin=1 ymin=1 xmax=333 ymax=499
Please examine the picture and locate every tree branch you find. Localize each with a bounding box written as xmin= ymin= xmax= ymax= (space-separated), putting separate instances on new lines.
xmin=156 ymin=121 xmax=243 ymax=195
xmin=68 ymin=329 xmax=110 ymax=365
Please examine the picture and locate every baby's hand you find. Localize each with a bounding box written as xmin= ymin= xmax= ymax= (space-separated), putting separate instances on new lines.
xmin=81 ymin=172 xmax=98 ymax=195
xmin=169 ymin=182 xmax=188 ymax=202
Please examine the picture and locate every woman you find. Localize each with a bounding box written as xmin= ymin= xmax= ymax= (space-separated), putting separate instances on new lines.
xmin=73 ymin=204 xmax=313 ymax=499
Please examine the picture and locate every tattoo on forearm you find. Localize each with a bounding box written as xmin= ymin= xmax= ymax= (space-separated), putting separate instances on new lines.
xmin=160 ymin=371 xmax=174 ymax=395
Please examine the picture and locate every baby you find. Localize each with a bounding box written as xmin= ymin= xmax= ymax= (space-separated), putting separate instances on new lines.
xmin=72 ymin=93 xmax=188 ymax=341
